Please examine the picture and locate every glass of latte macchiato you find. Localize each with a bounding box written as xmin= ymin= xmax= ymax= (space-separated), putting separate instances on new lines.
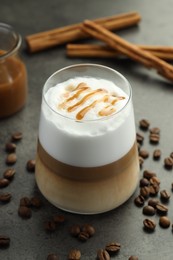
xmin=35 ymin=64 xmax=139 ymax=214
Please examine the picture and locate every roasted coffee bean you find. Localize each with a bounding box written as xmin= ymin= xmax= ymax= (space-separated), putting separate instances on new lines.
xmin=170 ymin=152 xmax=173 ymax=159
xmin=0 ymin=235 xmax=10 ymax=248
xmin=129 ymin=256 xmax=139 ymax=260
xmin=3 ymin=168 xmax=16 ymax=180
xmin=30 ymin=196 xmax=42 ymax=208
xmin=156 ymin=203 xmax=168 ymax=215
xmin=5 ymin=142 xmax=16 ymax=153
xmin=18 ymin=206 xmax=32 ymax=219
xmin=159 ymin=216 xmax=171 ymax=228
xmin=68 ymin=249 xmax=81 ymax=260
xmin=136 ymin=133 xmax=144 ymax=144
xmin=148 ymin=198 xmax=159 ymax=208
xmin=70 ymin=225 xmax=81 ymax=237
xmin=139 ymin=119 xmax=150 ymax=130
xmin=105 ymin=242 xmax=121 ymax=254
xmin=78 ymin=231 xmax=89 ymax=241
xmin=53 ymin=214 xmax=65 ymax=224
xmin=0 ymin=178 xmax=10 ymax=188
xmin=149 ymin=176 xmax=160 ymax=186
xmin=160 ymin=190 xmax=170 ymax=201
xmin=164 ymin=157 xmax=173 ymax=169
xmin=139 ymin=156 xmax=144 ymax=168
xmin=143 ymin=170 xmax=156 ymax=179
xmin=44 ymin=220 xmax=56 ymax=232
xmin=140 ymin=186 xmax=150 ymax=198
xmin=140 ymin=178 xmax=150 ymax=187
xmin=11 ymin=131 xmax=23 ymax=141
xmin=26 ymin=159 xmax=36 ymax=172
xmin=6 ymin=153 xmax=17 ymax=165
xmin=150 ymin=127 xmax=160 ymax=135
xmin=143 ymin=218 xmax=156 ymax=231
xmin=149 ymin=133 xmax=160 ymax=144
xmin=20 ymin=197 xmax=31 ymax=207
xmin=47 ymin=253 xmax=59 ymax=260
xmin=0 ymin=192 xmax=12 ymax=202
xmin=153 ymin=149 xmax=161 ymax=160
xmin=139 ymin=149 xmax=149 ymax=159
xmin=81 ymin=224 xmax=95 ymax=237
xmin=97 ymin=249 xmax=110 ymax=260
xmin=171 ymin=183 xmax=173 ymax=191
xmin=142 ymin=205 xmax=156 ymax=216
xmin=149 ymin=183 xmax=160 ymax=196
xmin=134 ymin=195 xmax=145 ymax=207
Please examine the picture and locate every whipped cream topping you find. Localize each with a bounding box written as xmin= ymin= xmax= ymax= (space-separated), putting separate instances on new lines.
xmin=45 ymin=77 xmax=128 ymax=121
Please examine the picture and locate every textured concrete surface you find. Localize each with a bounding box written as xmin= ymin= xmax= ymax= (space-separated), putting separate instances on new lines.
xmin=1 ymin=0 xmax=173 ymax=259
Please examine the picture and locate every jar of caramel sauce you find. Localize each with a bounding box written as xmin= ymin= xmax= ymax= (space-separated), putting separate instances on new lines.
xmin=0 ymin=23 xmax=27 ymax=118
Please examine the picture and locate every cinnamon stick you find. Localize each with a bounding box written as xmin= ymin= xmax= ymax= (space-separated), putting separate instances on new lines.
xmin=82 ymin=20 xmax=173 ymax=82
xmin=67 ymin=44 xmax=173 ymax=60
xmin=25 ymin=12 xmax=141 ymax=53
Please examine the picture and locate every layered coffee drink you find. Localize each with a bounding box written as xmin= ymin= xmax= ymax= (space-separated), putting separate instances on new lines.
xmin=35 ymin=64 xmax=139 ymax=214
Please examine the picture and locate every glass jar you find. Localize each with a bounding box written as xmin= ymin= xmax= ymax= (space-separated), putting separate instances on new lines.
xmin=0 ymin=23 xmax=27 ymax=118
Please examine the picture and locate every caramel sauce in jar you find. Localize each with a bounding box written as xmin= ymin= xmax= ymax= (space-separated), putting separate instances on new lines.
xmin=0 ymin=23 xmax=27 ymax=118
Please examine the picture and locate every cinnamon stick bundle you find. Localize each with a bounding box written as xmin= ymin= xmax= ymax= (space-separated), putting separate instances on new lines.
xmin=82 ymin=20 xmax=173 ymax=82
xmin=25 ymin=12 xmax=141 ymax=53
xmin=67 ymin=43 xmax=173 ymax=60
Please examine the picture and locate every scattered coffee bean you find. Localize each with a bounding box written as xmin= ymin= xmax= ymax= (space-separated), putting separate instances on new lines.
xmin=20 ymin=197 xmax=31 ymax=207
xmin=18 ymin=206 xmax=32 ymax=219
xmin=149 ymin=176 xmax=160 ymax=186
xmin=81 ymin=224 xmax=95 ymax=237
xmin=149 ymin=133 xmax=160 ymax=144
xmin=140 ymin=178 xmax=150 ymax=187
xmin=136 ymin=133 xmax=144 ymax=144
xmin=26 ymin=159 xmax=36 ymax=172
xmin=53 ymin=214 xmax=65 ymax=224
xmin=156 ymin=203 xmax=168 ymax=215
xmin=139 ymin=119 xmax=150 ymax=130
xmin=5 ymin=142 xmax=16 ymax=153
xmin=78 ymin=231 xmax=89 ymax=242
xmin=134 ymin=195 xmax=145 ymax=207
xmin=139 ymin=156 xmax=144 ymax=168
xmin=143 ymin=218 xmax=156 ymax=231
xmin=150 ymin=127 xmax=160 ymax=135
xmin=97 ymin=249 xmax=110 ymax=260
xmin=129 ymin=256 xmax=139 ymax=260
xmin=70 ymin=225 xmax=81 ymax=237
xmin=143 ymin=205 xmax=156 ymax=216
xmin=3 ymin=168 xmax=16 ymax=180
xmin=140 ymin=186 xmax=150 ymax=198
xmin=164 ymin=157 xmax=173 ymax=169
xmin=44 ymin=220 xmax=56 ymax=232
xmin=47 ymin=253 xmax=59 ymax=260
xmin=105 ymin=242 xmax=121 ymax=254
xmin=148 ymin=198 xmax=159 ymax=208
xmin=149 ymin=183 xmax=160 ymax=196
xmin=0 ymin=178 xmax=10 ymax=188
xmin=160 ymin=190 xmax=170 ymax=201
xmin=159 ymin=216 xmax=171 ymax=228
xmin=153 ymin=149 xmax=161 ymax=160
xmin=68 ymin=249 xmax=81 ymax=260
xmin=6 ymin=153 xmax=17 ymax=165
xmin=170 ymin=152 xmax=173 ymax=159
xmin=143 ymin=170 xmax=156 ymax=179
xmin=11 ymin=131 xmax=23 ymax=141
xmin=0 ymin=235 xmax=10 ymax=248
xmin=0 ymin=192 xmax=12 ymax=203
xmin=139 ymin=149 xmax=149 ymax=159
xmin=30 ymin=196 xmax=42 ymax=208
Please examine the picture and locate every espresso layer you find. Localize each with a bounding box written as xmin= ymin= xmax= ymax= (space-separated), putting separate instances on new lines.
xmin=38 ymin=139 xmax=138 ymax=181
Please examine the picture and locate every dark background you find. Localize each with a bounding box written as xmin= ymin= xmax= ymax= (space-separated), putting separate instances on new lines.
xmin=1 ymin=0 xmax=173 ymax=259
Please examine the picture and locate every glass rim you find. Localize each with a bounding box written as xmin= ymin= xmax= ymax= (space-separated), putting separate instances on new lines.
xmin=42 ymin=63 xmax=132 ymax=123
xmin=0 ymin=22 xmax=22 ymax=60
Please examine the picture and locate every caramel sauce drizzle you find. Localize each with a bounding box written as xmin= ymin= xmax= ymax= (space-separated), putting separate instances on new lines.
xmin=58 ymin=82 xmax=125 ymax=120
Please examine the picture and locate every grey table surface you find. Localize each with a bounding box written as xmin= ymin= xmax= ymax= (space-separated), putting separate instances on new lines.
xmin=1 ymin=0 xmax=173 ymax=259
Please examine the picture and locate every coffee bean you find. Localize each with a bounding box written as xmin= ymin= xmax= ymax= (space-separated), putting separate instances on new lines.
xmin=140 ymin=178 xmax=150 ymax=187
xmin=164 ymin=157 xmax=173 ymax=169
xmin=78 ymin=231 xmax=89 ymax=241
xmin=136 ymin=133 xmax=144 ymax=144
xmin=44 ymin=220 xmax=56 ymax=232
xmin=81 ymin=224 xmax=95 ymax=237
xmin=6 ymin=153 xmax=17 ymax=165
xmin=3 ymin=168 xmax=16 ymax=180
xmin=134 ymin=195 xmax=145 ymax=207
xmin=139 ymin=119 xmax=150 ymax=130
xmin=148 ymin=198 xmax=159 ymax=208
xmin=53 ymin=214 xmax=65 ymax=224
xmin=139 ymin=156 xmax=144 ymax=168
xmin=11 ymin=131 xmax=23 ymax=141
xmin=20 ymin=197 xmax=31 ymax=207
xmin=170 ymin=152 xmax=173 ymax=159
xmin=18 ymin=206 xmax=32 ymax=219
xmin=0 ymin=178 xmax=10 ymax=188
xmin=153 ymin=149 xmax=161 ymax=160
xmin=0 ymin=235 xmax=10 ymax=248
xmin=149 ymin=183 xmax=160 ymax=196
xmin=143 ymin=170 xmax=156 ymax=179
xmin=150 ymin=127 xmax=160 ymax=135
xmin=47 ymin=254 xmax=59 ymax=260
xmin=70 ymin=225 xmax=81 ymax=237
xmin=149 ymin=176 xmax=160 ymax=186
xmin=26 ymin=159 xmax=36 ymax=172
xmin=0 ymin=192 xmax=12 ymax=203
xmin=139 ymin=149 xmax=149 ymax=159
xmin=143 ymin=218 xmax=156 ymax=231
xmin=156 ymin=203 xmax=168 ymax=215
xmin=160 ymin=190 xmax=170 ymax=201
xmin=149 ymin=133 xmax=160 ymax=144
xmin=30 ymin=196 xmax=42 ymax=208
xmin=129 ymin=256 xmax=139 ymax=260
xmin=140 ymin=186 xmax=150 ymax=198
xmin=143 ymin=205 xmax=156 ymax=216
xmin=159 ymin=216 xmax=171 ymax=228
xmin=68 ymin=249 xmax=81 ymax=260
xmin=97 ymin=249 xmax=110 ymax=260
xmin=5 ymin=142 xmax=16 ymax=153
xmin=105 ymin=242 xmax=121 ymax=254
